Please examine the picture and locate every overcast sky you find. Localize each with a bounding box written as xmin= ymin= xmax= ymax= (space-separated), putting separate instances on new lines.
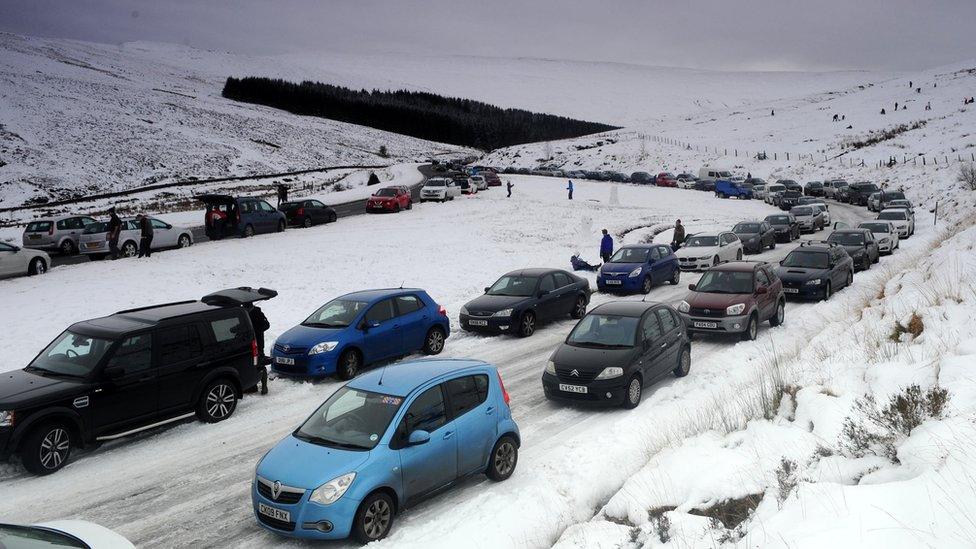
xmin=3 ymin=0 xmax=975 ymax=72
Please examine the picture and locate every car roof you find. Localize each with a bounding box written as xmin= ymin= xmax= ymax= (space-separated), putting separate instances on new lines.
xmin=832 ymin=229 xmax=870 ymax=235
xmin=70 ymin=301 xmax=225 ymax=337
xmin=31 ymin=214 xmax=93 ymax=222
xmin=591 ymin=301 xmax=662 ymax=317
xmin=879 ymin=208 xmax=907 ymax=214
xmin=689 ymin=231 xmax=723 ymax=237
xmin=619 ymin=243 xmax=658 ymax=250
xmin=349 ymin=358 xmax=492 ymax=397
xmin=339 ymin=288 xmax=427 ymax=302
xmin=712 ymin=260 xmax=764 ymax=272
xmin=502 ymin=268 xmax=561 ymax=277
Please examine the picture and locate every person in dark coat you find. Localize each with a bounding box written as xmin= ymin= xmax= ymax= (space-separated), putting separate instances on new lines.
xmin=671 ymin=219 xmax=686 ymax=251
xmin=246 ymin=303 xmax=270 ymax=395
xmin=137 ymin=214 xmax=153 ymax=258
xmin=506 ymin=181 xmax=514 ymax=197
xmin=566 ymin=180 xmax=574 ymax=200
xmin=107 ymin=207 xmax=122 ymax=260
xmin=600 ymin=229 xmax=614 ymax=262
xmin=276 ymin=183 xmax=288 ymax=207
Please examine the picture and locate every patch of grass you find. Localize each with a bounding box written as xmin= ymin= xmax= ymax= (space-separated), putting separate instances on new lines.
xmin=689 ymin=493 xmax=763 ymax=530
xmin=839 ymin=384 xmax=950 ymax=462
xmin=889 ymin=312 xmax=924 ymax=341
xmin=776 ymin=458 xmax=798 ymax=503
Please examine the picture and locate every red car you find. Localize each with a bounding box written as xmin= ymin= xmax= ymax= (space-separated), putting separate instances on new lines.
xmin=655 ymin=172 xmax=678 ymax=187
xmin=366 ymin=186 xmax=412 ymax=213
xmin=483 ymin=172 xmax=502 ymax=187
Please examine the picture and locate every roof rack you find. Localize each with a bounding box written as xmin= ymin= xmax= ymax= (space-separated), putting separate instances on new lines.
xmin=798 ymin=240 xmax=839 ymax=248
xmin=116 ymin=300 xmax=198 ymax=315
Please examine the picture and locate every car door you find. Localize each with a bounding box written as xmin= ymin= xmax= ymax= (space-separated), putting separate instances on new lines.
xmin=361 ymin=298 xmax=403 ymax=363
xmin=535 ymin=274 xmax=560 ymax=320
xmin=260 ymin=200 xmax=279 ymax=232
xmin=754 ymin=268 xmax=775 ymax=319
xmin=150 ymin=219 xmax=175 ymax=248
xmin=394 ymin=294 xmax=428 ymax=353
xmin=154 ymin=323 xmax=208 ymax=414
xmin=90 ymin=333 xmax=158 ymax=436
xmin=654 ymin=308 xmax=683 ymax=375
xmin=445 ymin=374 xmax=494 ymax=476
xmin=638 ymin=310 xmax=667 ymax=378
xmin=0 ymin=243 xmax=21 ymax=276
xmin=396 ymin=385 xmax=458 ymax=503
xmin=653 ymin=246 xmax=674 ymax=281
xmin=309 ymin=200 xmax=326 ymax=223
xmin=551 ymin=272 xmax=577 ymax=316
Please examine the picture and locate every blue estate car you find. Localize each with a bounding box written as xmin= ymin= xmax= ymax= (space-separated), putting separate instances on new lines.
xmin=597 ymin=244 xmax=680 ymax=294
xmin=272 ymin=289 xmax=450 ymax=379
xmin=253 ymin=359 xmax=520 ymax=543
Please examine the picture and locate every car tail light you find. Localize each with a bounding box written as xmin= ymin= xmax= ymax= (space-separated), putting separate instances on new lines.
xmin=251 ymin=339 xmax=259 ymax=366
xmin=48 ymin=226 xmax=54 ymax=236
xmin=296 ymin=207 xmax=304 ymax=217
xmin=437 ymin=305 xmax=447 ymax=316
xmin=497 ymin=371 xmax=510 ymax=406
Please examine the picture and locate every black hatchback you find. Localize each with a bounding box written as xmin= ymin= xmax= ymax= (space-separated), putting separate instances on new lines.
xmin=774 ymin=242 xmax=854 ymax=300
xmin=279 ymin=199 xmax=337 ymax=228
xmin=541 ymin=301 xmax=690 ymax=409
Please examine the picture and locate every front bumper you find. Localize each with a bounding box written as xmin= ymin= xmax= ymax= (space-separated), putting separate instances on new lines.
xmin=270 ymin=350 xmax=336 ymax=377
xmin=252 ymin=480 xmax=359 ymax=540
xmin=366 ymin=201 xmax=397 ymax=212
xmin=459 ymin=313 xmax=516 ymax=334
xmin=878 ymin=240 xmax=894 ymax=253
xmin=678 ymin=257 xmax=713 ymax=271
xmin=742 ymin=240 xmax=762 ymax=253
xmin=782 ymin=282 xmax=826 ymax=299
xmin=596 ymin=274 xmax=644 ymax=292
xmin=541 ymin=372 xmax=627 ymax=406
xmin=679 ymin=312 xmax=750 ymax=334
xmin=420 ymin=191 xmax=446 ymax=201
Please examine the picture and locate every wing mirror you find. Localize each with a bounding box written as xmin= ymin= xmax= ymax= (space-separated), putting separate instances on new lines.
xmin=407 ymin=430 xmax=431 ymax=446
xmin=484 ymin=287 xmax=490 ymax=294
xmin=755 ymin=286 xmax=769 ymax=295
xmin=359 ymin=319 xmax=381 ymax=331
xmin=537 ymin=290 xmax=550 ymax=298
xmin=103 ymin=366 xmax=125 ymax=379
xmin=687 ymin=283 xmax=697 ymax=291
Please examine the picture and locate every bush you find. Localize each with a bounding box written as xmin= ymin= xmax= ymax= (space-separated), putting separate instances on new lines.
xmin=839 ymin=385 xmax=950 ymax=462
xmin=776 ymin=458 xmax=798 ymax=503
xmin=958 ymin=162 xmax=976 ymax=191
xmin=889 ymin=312 xmax=924 ymax=341
xmin=378 ymin=145 xmax=388 ymax=158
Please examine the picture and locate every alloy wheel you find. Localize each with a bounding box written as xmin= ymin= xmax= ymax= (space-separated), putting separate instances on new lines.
xmin=178 ymin=235 xmax=191 ymax=248
xmin=122 ymin=242 xmax=137 ymax=257
xmin=493 ymin=440 xmax=517 ymax=477
xmin=520 ymin=313 xmax=536 ymax=337
xmin=628 ymin=378 xmax=642 ymax=405
xmin=303 ymin=217 xmax=312 ymax=228
xmin=572 ymin=297 xmax=586 ymax=318
xmin=363 ymin=499 xmax=392 ymax=540
xmin=641 ymin=277 xmax=652 ymax=294
xmin=425 ymin=329 xmax=445 ymax=354
xmin=39 ymin=427 xmax=70 ymax=471
xmin=206 ymin=383 xmax=236 ymax=420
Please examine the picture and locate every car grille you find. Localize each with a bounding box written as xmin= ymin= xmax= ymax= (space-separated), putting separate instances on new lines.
xmin=555 ymin=367 xmax=599 ymax=383
xmin=689 ymin=307 xmax=726 ymax=318
xmin=257 ymin=477 xmax=305 ymax=504
xmin=466 ymin=311 xmax=494 ymax=317
xmin=257 ymin=512 xmax=296 ymax=532
xmin=273 ymin=344 xmax=308 ymax=355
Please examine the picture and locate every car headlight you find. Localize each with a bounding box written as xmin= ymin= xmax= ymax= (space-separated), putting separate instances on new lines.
xmin=628 ymin=267 xmax=642 ymax=278
xmin=0 ymin=410 xmax=14 ymax=428
xmin=493 ymin=308 xmax=513 ymax=317
xmin=594 ymin=367 xmax=624 ymax=380
xmin=460 ymin=305 xmax=469 ymax=315
xmin=309 ymin=472 xmax=356 ymax=506
xmin=308 ymin=341 xmax=339 ymax=355
xmin=545 ymin=360 xmax=556 ymax=375
xmin=677 ymin=300 xmax=690 ymax=313
xmin=726 ymin=303 xmax=746 ymax=315
xmin=805 ymin=279 xmax=822 ymax=286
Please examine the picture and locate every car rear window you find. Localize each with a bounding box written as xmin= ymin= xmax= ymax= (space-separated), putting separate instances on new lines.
xmin=84 ymin=222 xmax=109 ymax=234
xmin=25 ymin=221 xmax=53 ymax=232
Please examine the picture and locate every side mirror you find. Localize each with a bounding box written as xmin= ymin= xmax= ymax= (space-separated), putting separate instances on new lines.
xmin=687 ymin=284 xmax=697 ymax=291
xmin=779 ymin=260 xmax=785 ymax=266
xmin=755 ymin=286 xmax=769 ymax=295
xmin=484 ymin=287 xmax=490 ymax=294
xmin=407 ymin=430 xmax=431 ymax=446
xmin=10 ymin=246 xmax=20 ymax=252
xmin=103 ymin=366 xmax=124 ymax=379
xmin=537 ymin=290 xmax=549 ymax=298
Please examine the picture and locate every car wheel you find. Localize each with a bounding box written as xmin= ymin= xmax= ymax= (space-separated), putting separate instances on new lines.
xmin=337 ymin=349 xmax=362 ymax=380
xmin=178 ymin=234 xmax=192 ymax=248
xmin=28 ymin=257 xmax=47 ymax=275
xmin=669 ymin=267 xmax=681 ymax=285
xmin=121 ymin=241 xmax=138 ymax=257
xmin=518 ymin=312 xmax=536 ymax=337
xmin=742 ymin=314 xmax=759 ymax=341
xmin=673 ymin=346 xmax=691 ymax=377
xmin=571 ymin=295 xmax=587 ymax=319
xmin=59 ymin=239 xmax=76 ymax=255
xmin=243 ymin=224 xmax=255 ymax=238
xmin=394 ymin=204 xmax=401 ymax=213
xmin=329 ymin=212 xmax=337 ymax=223
xmin=641 ymin=276 xmax=653 ymax=294
xmin=486 ymin=435 xmax=519 ymax=481
xmin=769 ymin=239 xmax=776 ymax=250
xmin=21 ymin=423 xmax=72 ymax=475
xmin=770 ymin=301 xmax=785 ymax=327
xmin=862 ymin=256 xmax=871 ymax=271
xmin=822 ymin=281 xmax=832 ymax=301
xmin=277 ymin=220 xmax=285 ymax=233
xmin=422 ymin=326 xmax=446 ymax=355
xmin=352 ymin=492 xmax=395 ymax=544
xmin=623 ymin=375 xmax=642 ymax=409
xmin=872 ymin=253 xmax=879 ymax=264
xmin=303 ymin=216 xmax=312 ymax=228
xmin=736 ymin=249 xmax=743 ymax=260
xmin=196 ymin=378 xmax=238 ymax=423
xmin=713 ymin=255 xmax=720 ymax=267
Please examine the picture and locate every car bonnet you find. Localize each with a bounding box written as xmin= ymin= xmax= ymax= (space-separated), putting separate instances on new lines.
xmin=258 ymin=435 xmax=373 ymax=489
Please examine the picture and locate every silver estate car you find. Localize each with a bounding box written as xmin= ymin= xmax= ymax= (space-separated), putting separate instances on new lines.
xmin=22 ymin=215 xmax=98 ymax=255
xmin=79 ymin=217 xmax=193 ymax=259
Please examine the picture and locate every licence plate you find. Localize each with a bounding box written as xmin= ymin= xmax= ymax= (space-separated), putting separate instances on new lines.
xmin=693 ymin=321 xmax=718 ymax=329
xmin=85 ymin=242 xmax=99 ymax=249
xmin=275 ymin=357 xmax=295 ymax=365
xmin=605 ymin=279 xmax=622 ymax=285
xmin=469 ymin=319 xmax=488 ymax=326
xmin=28 ymin=234 xmax=40 ymax=240
xmin=258 ymin=503 xmax=290 ymax=523
xmin=785 ymin=288 xmax=799 ymax=294
xmin=559 ymin=383 xmax=587 ymax=394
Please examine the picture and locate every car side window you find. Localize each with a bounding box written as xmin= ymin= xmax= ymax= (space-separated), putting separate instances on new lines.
xmin=105 ymin=334 xmax=152 ymax=374
xmin=553 ymin=272 xmax=572 ymax=288
xmin=365 ymin=299 xmax=396 ymax=324
xmin=259 ymin=201 xmax=275 ymax=212
xmin=756 ymin=269 xmax=771 ymax=288
xmin=210 ymin=315 xmax=245 ymax=343
xmin=656 ymin=308 xmax=678 ymax=333
xmin=642 ymin=312 xmax=664 ymax=343
xmin=311 ymin=200 xmax=326 ymax=208
xmin=156 ymin=324 xmax=203 ymax=365
xmin=150 ymin=219 xmax=169 ymax=229
xmin=650 ymin=248 xmax=661 ymax=260
xmin=658 ymin=246 xmax=671 ymax=257
xmin=539 ymin=275 xmax=556 ymax=293
xmin=403 ymin=385 xmax=447 ymax=434
xmin=446 ymin=375 xmax=489 ymax=418
xmin=394 ymin=295 xmax=423 ymax=316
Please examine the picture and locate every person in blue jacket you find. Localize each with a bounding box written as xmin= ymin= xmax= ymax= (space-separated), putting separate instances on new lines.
xmin=567 ymin=180 xmax=574 ymax=200
xmin=600 ymin=229 xmax=613 ymax=262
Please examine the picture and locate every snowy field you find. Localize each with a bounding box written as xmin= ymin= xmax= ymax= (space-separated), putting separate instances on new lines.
xmin=0 ymin=173 xmax=903 ymax=547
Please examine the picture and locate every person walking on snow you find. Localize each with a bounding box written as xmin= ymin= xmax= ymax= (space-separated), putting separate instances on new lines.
xmin=506 ymin=180 xmax=513 ymax=197
xmin=276 ymin=183 xmax=288 ymax=207
xmin=671 ymin=219 xmax=686 ymax=251
xmin=107 ymin=207 xmax=122 ymax=260
xmin=567 ymin=180 xmax=574 ymax=200
xmin=600 ymin=229 xmax=614 ymax=263
xmin=245 ymin=302 xmax=270 ymax=395
xmin=137 ymin=214 xmax=153 ymax=258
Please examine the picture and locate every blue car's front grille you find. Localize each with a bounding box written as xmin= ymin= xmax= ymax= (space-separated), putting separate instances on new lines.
xmin=274 ymin=343 xmax=308 ymax=355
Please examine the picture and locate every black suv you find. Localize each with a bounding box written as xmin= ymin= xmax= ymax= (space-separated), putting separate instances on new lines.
xmin=765 ymin=214 xmax=800 ymax=242
xmin=779 ymin=190 xmax=802 ymax=210
xmin=827 ymin=229 xmax=880 ymax=271
xmin=774 ymin=242 xmax=854 ymax=300
xmin=0 ymin=287 xmax=276 ymax=475
xmin=846 ymin=182 xmax=880 ymax=206
xmin=804 ymin=181 xmax=825 ymax=196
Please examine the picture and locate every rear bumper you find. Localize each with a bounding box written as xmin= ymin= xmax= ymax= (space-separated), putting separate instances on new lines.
xmin=596 ymin=275 xmax=643 ymax=292
xmin=270 ymin=351 xmax=336 ymax=377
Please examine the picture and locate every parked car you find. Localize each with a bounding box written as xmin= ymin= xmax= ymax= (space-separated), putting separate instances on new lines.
xmin=80 ymin=217 xmax=193 ymax=259
xmin=22 ymin=215 xmax=98 ymax=255
xmin=677 ymin=261 xmax=786 ymax=341
xmin=877 ymin=208 xmax=915 ymax=238
xmin=676 ymin=173 xmax=698 ymax=188
xmin=804 ymin=181 xmax=825 ymax=196
xmin=608 ymin=172 xmax=629 ymax=183
xmin=676 ymin=231 xmax=743 ymax=270
xmin=778 ymin=190 xmax=802 ymax=210
xmin=887 ymin=198 xmax=914 ymax=212
xmin=765 ymin=214 xmax=800 ymax=242
xmin=630 ymin=172 xmax=654 ymax=184
xmin=367 ymin=186 xmax=413 ymax=213
xmin=420 ymin=178 xmax=461 ymax=202
xmin=858 ymin=221 xmax=900 ymax=254
xmin=470 ymin=175 xmax=489 ymax=191
xmin=279 ymin=199 xmax=337 ymax=228
xmin=253 ymin=359 xmax=519 ymax=543
xmin=597 ymin=244 xmax=681 ymax=294
xmin=733 ymin=221 xmax=776 ymax=253
xmin=655 ymin=172 xmax=678 ymax=187
xmin=810 ymin=203 xmax=831 ymax=226
xmin=789 ymin=206 xmax=825 ymax=232
xmin=698 ymin=168 xmax=733 ymax=184
xmin=868 ymin=190 xmax=907 ymax=212
xmin=0 ymin=287 xmax=275 ymax=475
xmin=796 ymin=196 xmax=820 ymax=207
xmin=460 ymin=269 xmax=590 ymax=337
xmin=694 ymin=179 xmax=717 ymax=192
xmin=827 ymin=229 xmax=880 ymax=271
xmin=0 ymin=520 xmax=135 ymax=548
xmin=764 ymin=183 xmax=786 ymax=204
xmin=483 ymin=172 xmax=503 ymax=187
xmin=196 ymin=195 xmax=286 ymax=238
xmin=751 ymin=183 xmax=766 ymax=198
xmin=824 ymin=180 xmax=848 ymax=200
xmin=714 ymin=179 xmax=753 ymax=199
xmin=775 ymin=242 xmax=854 ymax=300
xmin=272 ymin=289 xmax=449 ymax=379
xmin=541 ymin=302 xmax=690 ymax=408
xmin=847 ymin=182 xmax=880 ymax=206
xmin=0 ymin=241 xmax=50 ymax=278
xmin=778 ymin=180 xmax=803 ymax=193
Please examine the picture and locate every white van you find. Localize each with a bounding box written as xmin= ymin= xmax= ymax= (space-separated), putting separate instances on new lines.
xmin=764 ymin=183 xmax=786 ymax=204
xmin=698 ymin=168 xmax=733 ymax=182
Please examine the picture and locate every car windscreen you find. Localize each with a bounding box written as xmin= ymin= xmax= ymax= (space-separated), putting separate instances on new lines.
xmin=609 ymin=248 xmax=650 ymax=263
xmin=828 ymin=233 xmax=865 ymax=246
xmin=733 ymin=223 xmax=760 ymax=235
xmin=25 ymin=221 xmax=53 ymax=232
xmin=303 ymin=299 xmax=369 ymax=328
xmin=694 ymin=270 xmax=754 ymax=294
xmin=783 ymin=191 xmax=801 ymax=198
xmin=487 ymin=275 xmax=539 ymax=297
xmin=859 ymin=223 xmax=890 ymax=233
xmin=889 ymin=200 xmax=912 ymax=208
xmin=767 ymin=185 xmax=784 ymax=193
xmin=782 ymin=251 xmax=829 ymax=269
xmin=791 ymin=207 xmax=813 ymax=216
xmin=84 ymin=222 xmax=109 ymax=234
xmin=884 ymin=192 xmax=905 ymax=200
xmin=878 ymin=211 xmax=906 ymax=220
xmin=295 ymin=386 xmax=403 ymax=451
xmin=566 ymin=314 xmax=638 ymax=348
xmin=374 ymin=188 xmax=398 ymax=197
xmin=766 ymin=216 xmax=790 ymax=224
xmin=686 ymin=236 xmax=719 ymax=247
xmin=26 ymin=330 xmax=114 ymax=379
xmin=858 ymin=184 xmax=879 ymax=193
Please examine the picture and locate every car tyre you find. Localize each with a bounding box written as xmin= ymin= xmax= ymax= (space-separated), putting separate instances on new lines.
xmin=422 ymin=326 xmax=446 ymax=355
xmin=196 ymin=378 xmax=238 ymax=423
xmin=571 ymin=296 xmax=587 ymax=319
xmin=329 ymin=212 xmax=337 ymax=223
xmin=486 ymin=435 xmax=519 ymax=481
xmin=277 ymin=220 xmax=286 ymax=233
xmin=742 ymin=314 xmax=759 ymax=341
xmin=641 ymin=276 xmax=653 ymax=294
xmin=673 ymin=346 xmax=691 ymax=377
xmin=28 ymin=257 xmax=47 ymax=275
xmin=846 ymin=270 xmax=854 ymax=288
xmin=669 ymin=267 xmax=681 ymax=285
xmin=303 ymin=216 xmax=312 ymax=228
xmin=21 ymin=422 xmax=72 ymax=475
xmin=518 ymin=312 xmax=536 ymax=338
xmin=736 ymin=249 xmax=743 ymax=260
xmin=822 ymin=281 xmax=832 ymax=301
xmin=769 ymin=239 xmax=776 ymax=250
xmin=352 ymin=491 xmax=395 ymax=544
xmin=770 ymin=301 xmax=785 ymax=327
xmin=712 ymin=255 xmax=720 ymax=267
xmin=121 ymin=241 xmax=138 ymax=257
xmin=337 ymin=349 xmax=362 ymax=380
xmin=243 ymin=224 xmax=255 ymax=238
xmin=59 ymin=239 xmax=76 ymax=255
xmin=178 ymin=234 xmax=192 ymax=248
xmin=406 ymin=201 xmax=412 ymax=210
xmin=623 ymin=375 xmax=642 ymax=409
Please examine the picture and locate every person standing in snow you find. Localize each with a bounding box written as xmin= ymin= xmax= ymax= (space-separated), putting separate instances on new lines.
xmin=671 ymin=219 xmax=686 ymax=251
xmin=770 ymin=109 xmax=775 ymax=116
xmin=245 ymin=302 xmax=270 ymax=395
xmin=881 ymin=108 xmax=886 ymax=115
xmin=137 ymin=214 xmax=153 ymax=258
xmin=506 ymin=180 xmax=513 ymax=197
xmin=600 ymin=229 xmax=613 ymax=263
xmin=567 ymin=180 xmax=574 ymax=200
xmin=107 ymin=207 xmax=122 ymax=260
xmin=276 ymin=183 xmax=288 ymax=207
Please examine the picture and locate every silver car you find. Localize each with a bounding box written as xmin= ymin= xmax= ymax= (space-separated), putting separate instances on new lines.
xmin=22 ymin=215 xmax=98 ymax=255
xmin=0 ymin=241 xmax=50 ymax=278
xmin=79 ymin=217 xmax=193 ymax=259
xmin=789 ymin=206 xmax=825 ymax=232
xmin=810 ymin=203 xmax=831 ymax=225
xmin=858 ymin=221 xmax=900 ymax=254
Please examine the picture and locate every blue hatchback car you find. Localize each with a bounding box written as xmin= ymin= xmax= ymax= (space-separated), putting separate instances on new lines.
xmin=597 ymin=244 xmax=681 ymax=294
xmin=253 ymin=359 xmax=520 ymax=543
xmin=272 ymin=289 xmax=450 ymax=380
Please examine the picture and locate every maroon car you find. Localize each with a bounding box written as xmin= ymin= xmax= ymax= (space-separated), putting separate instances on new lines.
xmin=676 ymin=261 xmax=785 ymax=341
xmin=484 ymin=172 xmax=502 ymax=187
xmin=366 ymin=185 xmax=412 ymax=213
xmin=656 ymin=172 xmax=678 ymax=187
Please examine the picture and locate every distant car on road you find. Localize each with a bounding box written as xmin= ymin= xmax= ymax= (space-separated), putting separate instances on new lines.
xmin=197 ymin=194 xmax=287 ymax=238
xmin=811 ymin=203 xmax=831 ymax=226
xmin=764 ymin=183 xmax=785 ymax=204
xmin=804 ymin=181 xmax=825 ymax=196
xmin=676 ymin=173 xmax=698 ymax=188
xmin=868 ymin=190 xmax=906 ymax=212
xmin=778 ymin=190 xmax=802 ymax=210
xmin=775 ymin=241 xmax=854 ymax=300
xmin=698 ymin=168 xmax=733 ymax=184
xmin=877 ymin=208 xmax=915 ymax=238
xmin=676 ymin=231 xmax=743 ymax=270
xmin=733 ymin=221 xmax=776 ymax=253
xmin=367 ymin=186 xmax=413 ymax=213
xmin=858 ymin=221 xmax=900 ymax=254
xmin=470 ymin=175 xmax=489 ymax=191
xmin=630 ymin=172 xmax=654 ymax=185
xmin=827 ymin=229 xmax=880 ymax=271
xmin=597 ymin=244 xmax=681 ymax=294
xmin=22 ymin=215 xmax=98 ymax=255
xmin=846 ymin=181 xmax=880 ymax=206
xmin=789 ymin=206 xmax=825 ymax=232
xmin=542 ymin=301 xmax=690 ymax=408
xmin=765 ymin=214 xmax=800 ymax=242
xmin=0 ymin=241 xmax=50 ymax=278
xmin=80 ymin=217 xmax=193 ymax=259
xmin=655 ymin=172 xmax=678 ymax=187
xmin=420 ymin=178 xmax=461 ymax=202
xmin=714 ymin=179 xmax=753 ymax=199
xmin=279 ymin=199 xmax=337 ymax=228
xmin=483 ymin=172 xmax=503 ymax=187
xmin=677 ymin=261 xmax=786 ymax=341
xmin=824 ymin=180 xmax=848 ymax=200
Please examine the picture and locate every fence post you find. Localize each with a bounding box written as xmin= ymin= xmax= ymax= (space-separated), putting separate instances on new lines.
xmin=774 ymin=153 xmax=777 ymax=160
xmin=786 ymin=152 xmax=790 ymax=161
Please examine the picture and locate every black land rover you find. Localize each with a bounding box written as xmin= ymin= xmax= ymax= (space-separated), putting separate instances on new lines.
xmin=0 ymin=287 xmax=276 ymax=475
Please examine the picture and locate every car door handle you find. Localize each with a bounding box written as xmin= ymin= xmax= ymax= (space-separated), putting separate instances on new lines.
xmin=196 ymin=360 xmax=213 ymax=368
xmin=485 ymin=406 xmax=495 ymax=415
xmin=443 ymin=431 xmax=454 ymax=440
xmin=660 ymin=342 xmax=668 ymax=348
